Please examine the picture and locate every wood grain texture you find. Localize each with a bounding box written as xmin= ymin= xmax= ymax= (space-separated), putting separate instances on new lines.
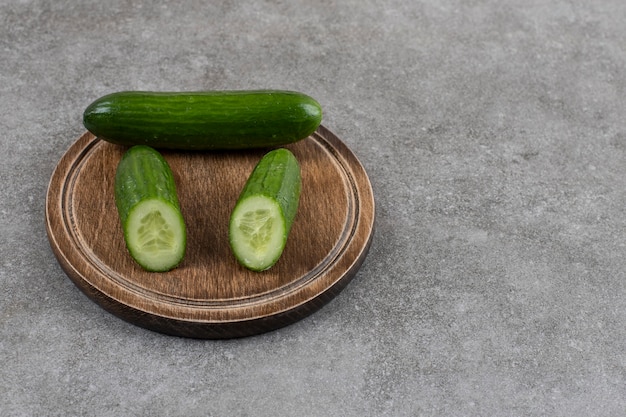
xmin=45 ymin=125 xmax=375 ymax=338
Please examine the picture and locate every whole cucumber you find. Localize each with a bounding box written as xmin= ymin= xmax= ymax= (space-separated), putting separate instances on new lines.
xmin=83 ymin=90 xmax=323 ymax=150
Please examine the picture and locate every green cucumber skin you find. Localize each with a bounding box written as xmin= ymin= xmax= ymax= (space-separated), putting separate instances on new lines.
xmin=230 ymin=148 xmax=302 ymax=270
xmin=237 ymin=148 xmax=302 ymax=228
xmin=83 ymin=90 xmax=323 ymax=150
xmin=114 ymin=145 xmax=186 ymax=271
xmin=115 ymin=145 xmax=181 ymax=224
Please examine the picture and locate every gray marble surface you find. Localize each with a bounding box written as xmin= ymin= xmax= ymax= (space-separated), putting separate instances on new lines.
xmin=2 ymin=1 xmax=626 ymax=416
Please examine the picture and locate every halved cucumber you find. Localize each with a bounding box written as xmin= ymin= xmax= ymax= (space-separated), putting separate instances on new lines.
xmin=229 ymin=148 xmax=301 ymax=271
xmin=114 ymin=145 xmax=186 ymax=272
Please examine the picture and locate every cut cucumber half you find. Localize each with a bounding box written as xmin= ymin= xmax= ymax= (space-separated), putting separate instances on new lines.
xmin=114 ymin=145 xmax=186 ymax=272
xmin=229 ymin=149 xmax=301 ymax=271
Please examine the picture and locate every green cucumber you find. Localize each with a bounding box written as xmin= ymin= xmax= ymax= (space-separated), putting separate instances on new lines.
xmin=83 ymin=90 xmax=322 ymax=150
xmin=114 ymin=145 xmax=186 ymax=272
xmin=229 ymin=148 xmax=301 ymax=271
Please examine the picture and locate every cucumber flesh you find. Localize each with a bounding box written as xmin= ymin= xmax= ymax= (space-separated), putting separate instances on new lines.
xmin=229 ymin=149 xmax=301 ymax=271
xmin=229 ymin=195 xmax=286 ymax=271
xmin=125 ymin=199 xmax=186 ymax=272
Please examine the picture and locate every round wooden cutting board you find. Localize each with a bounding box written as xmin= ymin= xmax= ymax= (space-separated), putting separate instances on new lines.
xmin=45 ymin=125 xmax=375 ymax=339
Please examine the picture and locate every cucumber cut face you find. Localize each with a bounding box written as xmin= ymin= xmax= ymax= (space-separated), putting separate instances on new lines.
xmin=229 ymin=195 xmax=286 ymax=272
xmin=125 ymin=199 xmax=186 ymax=272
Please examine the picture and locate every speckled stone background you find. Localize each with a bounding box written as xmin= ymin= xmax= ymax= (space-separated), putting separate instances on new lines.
xmin=2 ymin=1 xmax=625 ymax=416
